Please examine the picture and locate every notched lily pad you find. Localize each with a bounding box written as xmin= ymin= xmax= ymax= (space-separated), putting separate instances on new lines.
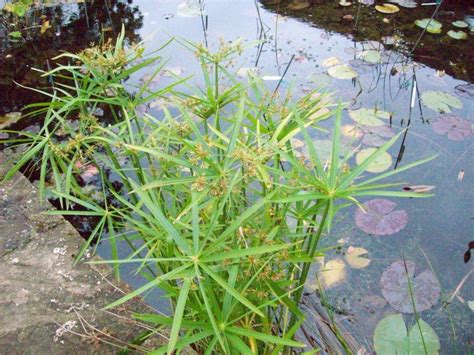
xmin=345 ymin=246 xmax=371 ymax=269
xmin=415 ymin=18 xmax=442 ymax=34
xmin=380 ymin=260 xmax=441 ymax=313
xmin=355 ymin=199 xmax=408 ymax=236
xmin=374 ymin=314 xmax=440 ymax=354
xmin=328 ymin=65 xmax=358 ymax=80
xmin=431 ymin=115 xmax=472 ymax=141
xmin=360 ymin=50 xmax=382 ymax=64
xmin=452 ymin=20 xmax=468 ymax=28
xmin=421 ymin=91 xmax=463 ymax=113
xmin=349 ymin=108 xmax=391 ymax=126
xmin=320 ymin=258 xmax=347 ymax=288
xmin=356 ymin=148 xmax=392 ymax=173
xmin=447 ymin=30 xmax=467 ymax=40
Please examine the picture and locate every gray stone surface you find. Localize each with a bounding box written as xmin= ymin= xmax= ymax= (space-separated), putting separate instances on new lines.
xmin=0 ymin=151 xmax=167 ymax=354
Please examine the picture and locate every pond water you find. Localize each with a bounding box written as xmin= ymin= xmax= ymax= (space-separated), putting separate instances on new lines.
xmin=1 ymin=0 xmax=472 ymax=353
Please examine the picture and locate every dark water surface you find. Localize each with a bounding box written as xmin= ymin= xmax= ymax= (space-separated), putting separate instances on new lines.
xmin=1 ymin=0 xmax=472 ymax=352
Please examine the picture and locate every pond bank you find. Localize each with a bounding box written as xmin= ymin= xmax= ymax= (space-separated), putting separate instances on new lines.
xmin=0 ymin=150 xmax=166 ymax=353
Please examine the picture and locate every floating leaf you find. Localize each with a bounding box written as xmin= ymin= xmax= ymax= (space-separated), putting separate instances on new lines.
xmin=320 ymin=259 xmax=347 ymax=288
xmin=356 ymin=148 xmax=392 ymax=173
xmin=177 ymin=1 xmax=202 ymax=17
xmin=0 ymin=112 xmax=21 ymax=129
xmin=355 ymin=199 xmax=408 ymax=236
xmin=360 ymin=125 xmax=396 ymax=147
xmin=468 ymin=301 xmax=474 ymax=311
xmin=421 ymin=91 xmax=462 ymax=113
xmin=339 ymin=0 xmax=352 ymax=6
xmin=360 ymin=50 xmax=382 ymax=64
xmin=447 ymin=30 xmax=468 ymax=40
xmin=431 ymin=115 xmax=472 ymax=141
xmin=328 ymin=65 xmax=358 ymax=80
xmin=452 ymin=20 xmax=468 ymax=28
xmin=348 ymin=108 xmax=391 ymax=126
xmin=415 ymin=18 xmax=442 ymax=34
xmin=288 ymin=1 xmax=310 ymax=10
xmin=402 ymin=185 xmax=435 ymax=194
xmin=375 ymin=4 xmax=400 ymax=14
xmin=397 ymin=0 xmax=417 ymax=8
xmin=322 ymin=56 xmax=342 ymax=68
xmin=380 ymin=260 xmax=441 ymax=313
xmin=306 ymin=72 xmax=333 ymax=86
xmin=374 ymin=314 xmax=440 ymax=354
xmin=300 ymin=139 xmax=352 ymax=162
xmin=345 ymin=246 xmax=371 ymax=269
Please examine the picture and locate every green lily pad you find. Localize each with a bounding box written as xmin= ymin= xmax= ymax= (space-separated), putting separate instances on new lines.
xmin=374 ymin=314 xmax=440 ymax=355
xmin=452 ymin=20 xmax=468 ymax=28
xmin=356 ymin=148 xmax=392 ymax=173
xmin=447 ymin=30 xmax=468 ymax=40
xmin=360 ymin=50 xmax=382 ymax=64
xmin=328 ymin=65 xmax=358 ymax=80
xmin=349 ymin=108 xmax=391 ymax=126
xmin=421 ymin=91 xmax=463 ymax=113
xmin=415 ymin=18 xmax=442 ymax=34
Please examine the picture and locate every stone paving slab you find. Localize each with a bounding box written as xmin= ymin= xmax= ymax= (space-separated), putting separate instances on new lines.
xmin=0 ymin=150 xmax=167 ymax=354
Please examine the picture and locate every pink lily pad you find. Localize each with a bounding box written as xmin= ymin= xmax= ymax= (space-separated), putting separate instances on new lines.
xmin=355 ymin=199 xmax=407 ymax=236
xmin=431 ymin=115 xmax=472 ymax=141
xmin=380 ymin=260 xmax=441 ymax=313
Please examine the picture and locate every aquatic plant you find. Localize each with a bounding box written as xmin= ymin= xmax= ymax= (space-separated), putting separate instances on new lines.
xmin=1 ymin=28 xmax=434 ymax=353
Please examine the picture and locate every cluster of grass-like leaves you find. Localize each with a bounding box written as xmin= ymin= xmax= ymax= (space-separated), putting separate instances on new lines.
xmin=1 ymin=29 xmax=434 ymax=354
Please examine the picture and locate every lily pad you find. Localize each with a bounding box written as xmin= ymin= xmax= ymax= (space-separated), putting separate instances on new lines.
xmin=380 ymin=260 xmax=441 ymax=313
xmin=447 ymin=30 xmax=468 ymax=40
xmin=288 ymin=1 xmax=310 ymax=10
xmin=360 ymin=50 xmax=383 ymax=64
xmin=415 ymin=18 xmax=442 ymax=34
xmin=328 ymin=65 xmax=358 ymax=80
xmin=421 ymin=91 xmax=462 ymax=113
xmin=374 ymin=314 xmax=440 ymax=354
xmin=452 ymin=20 xmax=468 ymax=28
xmin=397 ymin=0 xmax=417 ymax=8
xmin=320 ymin=259 xmax=347 ymax=288
xmin=177 ymin=1 xmax=202 ymax=17
xmin=345 ymin=246 xmax=371 ymax=269
xmin=322 ymin=56 xmax=342 ymax=68
xmin=431 ymin=114 xmax=472 ymax=141
xmin=356 ymin=148 xmax=392 ymax=173
xmin=375 ymin=4 xmax=400 ymax=14
xmin=339 ymin=0 xmax=352 ymax=6
xmin=360 ymin=125 xmax=396 ymax=147
xmin=306 ymin=72 xmax=333 ymax=86
xmin=355 ymin=199 xmax=408 ymax=236
xmin=0 ymin=112 xmax=22 ymax=129
xmin=349 ymin=108 xmax=391 ymax=126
